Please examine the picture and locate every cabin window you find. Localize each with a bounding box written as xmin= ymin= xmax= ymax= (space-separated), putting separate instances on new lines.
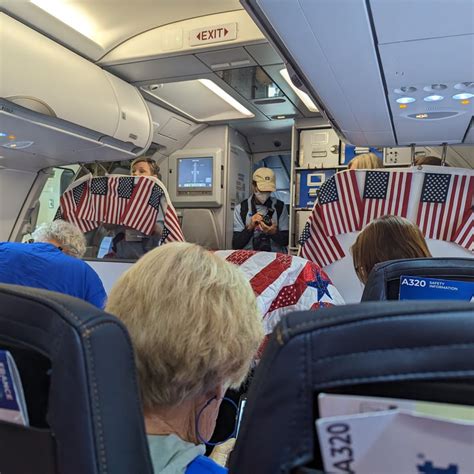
xmin=35 ymin=166 xmax=79 ymax=228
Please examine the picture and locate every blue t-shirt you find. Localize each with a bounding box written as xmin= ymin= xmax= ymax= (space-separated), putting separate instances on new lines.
xmin=187 ymin=455 xmax=227 ymax=473
xmin=0 ymin=242 xmax=106 ymax=308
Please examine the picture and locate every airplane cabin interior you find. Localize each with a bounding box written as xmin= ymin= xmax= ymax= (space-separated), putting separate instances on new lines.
xmin=0 ymin=1 xmax=473 ymax=473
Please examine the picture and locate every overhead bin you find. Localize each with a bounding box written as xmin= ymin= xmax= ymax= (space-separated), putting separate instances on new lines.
xmin=0 ymin=13 xmax=153 ymax=159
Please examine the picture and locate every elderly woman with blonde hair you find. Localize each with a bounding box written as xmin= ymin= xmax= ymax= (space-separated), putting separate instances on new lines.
xmin=347 ymin=152 xmax=383 ymax=170
xmin=106 ymin=242 xmax=263 ymax=473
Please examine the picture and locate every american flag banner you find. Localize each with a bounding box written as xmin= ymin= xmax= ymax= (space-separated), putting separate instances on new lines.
xmin=58 ymin=174 xmax=97 ymax=232
xmin=120 ymin=176 xmax=185 ymax=241
xmin=158 ymin=199 xmax=186 ymax=244
xmin=78 ymin=176 xmax=109 ymax=222
xmin=58 ymin=174 xmax=184 ymax=242
xmin=318 ymin=170 xmax=362 ymax=236
xmin=216 ymin=250 xmax=344 ymax=338
xmin=121 ymin=178 xmax=161 ymax=235
xmin=453 ymin=209 xmax=473 ymax=252
xmin=104 ymin=177 xmax=135 ymax=224
xmin=416 ymin=172 xmax=474 ymax=242
xmin=361 ymin=170 xmax=412 ymax=226
xmin=298 ymin=207 xmax=345 ymax=267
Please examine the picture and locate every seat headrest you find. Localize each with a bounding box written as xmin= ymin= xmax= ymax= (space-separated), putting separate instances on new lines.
xmin=229 ymin=301 xmax=474 ymax=473
xmin=362 ymin=257 xmax=474 ymax=301
xmin=0 ymin=283 xmax=153 ymax=474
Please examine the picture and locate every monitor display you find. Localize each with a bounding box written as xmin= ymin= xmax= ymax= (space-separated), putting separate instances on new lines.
xmin=177 ymin=157 xmax=213 ymax=190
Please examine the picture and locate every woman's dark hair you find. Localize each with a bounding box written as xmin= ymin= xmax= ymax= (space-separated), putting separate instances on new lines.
xmin=351 ymin=215 xmax=432 ymax=284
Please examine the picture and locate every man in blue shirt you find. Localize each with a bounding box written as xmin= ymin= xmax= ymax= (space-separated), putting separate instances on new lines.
xmin=0 ymin=220 xmax=106 ymax=308
xmin=233 ymin=168 xmax=289 ymax=253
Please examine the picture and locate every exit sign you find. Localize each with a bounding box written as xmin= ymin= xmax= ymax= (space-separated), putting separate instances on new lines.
xmin=189 ymin=23 xmax=237 ymax=46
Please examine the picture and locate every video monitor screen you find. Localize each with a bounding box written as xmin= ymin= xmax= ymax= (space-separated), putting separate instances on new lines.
xmin=177 ymin=157 xmax=213 ymax=190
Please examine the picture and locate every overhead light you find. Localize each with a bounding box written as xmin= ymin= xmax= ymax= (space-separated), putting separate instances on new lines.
xmin=424 ymin=95 xmax=444 ymax=102
xmin=31 ymin=0 xmax=95 ymax=39
xmin=280 ymin=68 xmax=319 ymax=112
xmin=394 ymin=86 xmax=417 ymax=94
xmin=453 ymin=92 xmax=474 ymax=100
xmin=423 ymin=84 xmax=447 ymax=92
xmin=198 ymin=79 xmax=254 ymax=117
xmin=396 ymin=97 xmax=416 ymax=104
xmin=150 ymin=84 xmax=164 ymax=91
xmin=415 ymin=113 xmax=429 ymax=119
xmin=454 ymin=82 xmax=474 ymax=90
xmin=2 ymin=141 xmax=34 ymax=149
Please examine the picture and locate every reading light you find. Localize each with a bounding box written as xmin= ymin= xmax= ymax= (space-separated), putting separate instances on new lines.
xmin=8 ymin=135 xmax=16 ymax=140
xmin=415 ymin=113 xmax=428 ymax=119
xmin=31 ymin=0 xmax=95 ymax=39
xmin=394 ymin=86 xmax=417 ymax=94
xmin=280 ymin=68 xmax=319 ymax=112
xmin=0 ymin=132 xmax=7 ymax=137
xmin=424 ymin=95 xmax=444 ymax=102
xmin=454 ymin=82 xmax=474 ymax=90
xmin=461 ymin=100 xmax=470 ymax=105
xmin=396 ymin=97 xmax=416 ymax=104
xmin=399 ymin=104 xmax=407 ymax=109
xmin=423 ymin=84 xmax=447 ymax=92
xmin=453 ymin=93 xmax=474 ymax=100
xmin=2 ymin=141 xmax=34 ymax=149
xmin=198 ymin=79 xmax=254 ymax=117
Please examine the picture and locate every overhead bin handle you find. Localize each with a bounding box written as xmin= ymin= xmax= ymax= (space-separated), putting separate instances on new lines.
xmin=410 ymin=144 xmax=416 ymax=167
xmin=441 ymin=143 xmax=448 ymax=166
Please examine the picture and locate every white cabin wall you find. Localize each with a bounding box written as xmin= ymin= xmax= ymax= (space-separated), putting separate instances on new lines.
xmin=0 ymin=169 xmax=37 ymax=241
xmin=227 ymin=128 xmax=252 ymax=248
xmin=181 ymin=125 xmax=228 ymax=247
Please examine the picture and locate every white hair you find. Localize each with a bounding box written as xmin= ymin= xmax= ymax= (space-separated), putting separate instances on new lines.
xmin=32 ymin=220 xmax=86 ymax=258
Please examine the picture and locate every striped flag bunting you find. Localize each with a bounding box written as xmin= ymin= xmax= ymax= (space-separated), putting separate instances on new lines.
xmin=361 ymin=170 xmax=412 ymax=226
xmin=453 ymin=208 xmax=473 ymax=252
xmin=298 ymin=207 xmax=345 ymax=268
xmin=318 ymin=170 xmax=362 ymax=236
xmin=57 ymin=174 xmax=184 ymax=244
xmin=58 ymin=174 xmax=97 ymax=232
xmin=416 ymin=173 xmax=473 ymax=242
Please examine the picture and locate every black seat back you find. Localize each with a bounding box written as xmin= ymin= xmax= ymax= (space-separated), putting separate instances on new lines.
xmin=229 ymin=301 xmax=474 ymax=474
xmin=0 ymin=284 xmax=153 ymax=474
xmin=361 ymin=257 xmax=474 ymax=301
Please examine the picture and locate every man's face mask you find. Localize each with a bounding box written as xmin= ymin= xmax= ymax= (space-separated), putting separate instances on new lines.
xmin=254 ymin=191 xmax=271 ymax=204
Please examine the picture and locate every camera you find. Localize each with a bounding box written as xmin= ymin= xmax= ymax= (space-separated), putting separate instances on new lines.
xmin=262 ymin=209 xmax=274 ymax=227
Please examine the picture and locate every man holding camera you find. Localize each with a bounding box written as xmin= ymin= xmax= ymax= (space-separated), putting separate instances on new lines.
xmin=232 ymin=167 xmax=289 ymax=252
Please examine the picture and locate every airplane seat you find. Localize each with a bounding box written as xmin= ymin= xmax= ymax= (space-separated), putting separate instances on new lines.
xmin=229 ymin=301 xmax=474 ymax=473
xmin=0 ymin=284 xmax=153 ymax=474
xmin=361 ymin=257 xmax=474 ymax=301
xmin=181 ymin=208 xmax=220 ymax=249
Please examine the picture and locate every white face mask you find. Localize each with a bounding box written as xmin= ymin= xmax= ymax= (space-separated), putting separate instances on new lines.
xmin=254 ymin=191 xmax=271 ymax=204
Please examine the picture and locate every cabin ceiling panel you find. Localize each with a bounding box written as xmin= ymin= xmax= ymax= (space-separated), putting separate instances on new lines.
xmin=196 ymin=47 xmax=257 ymax=71
xmin=1 ymin=0 xmax=243 ymax=61
xmin=369 ymin=0 xmax=474 ymax=44
xmin=245 ymin=43 xmax=283 ymax=66
xmin=106 ymin=55 xmax=211 ymax=82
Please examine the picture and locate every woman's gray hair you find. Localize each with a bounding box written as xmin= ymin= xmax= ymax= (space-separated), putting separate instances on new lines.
xmin=32 ymin=220 xmax=87 ymax=258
